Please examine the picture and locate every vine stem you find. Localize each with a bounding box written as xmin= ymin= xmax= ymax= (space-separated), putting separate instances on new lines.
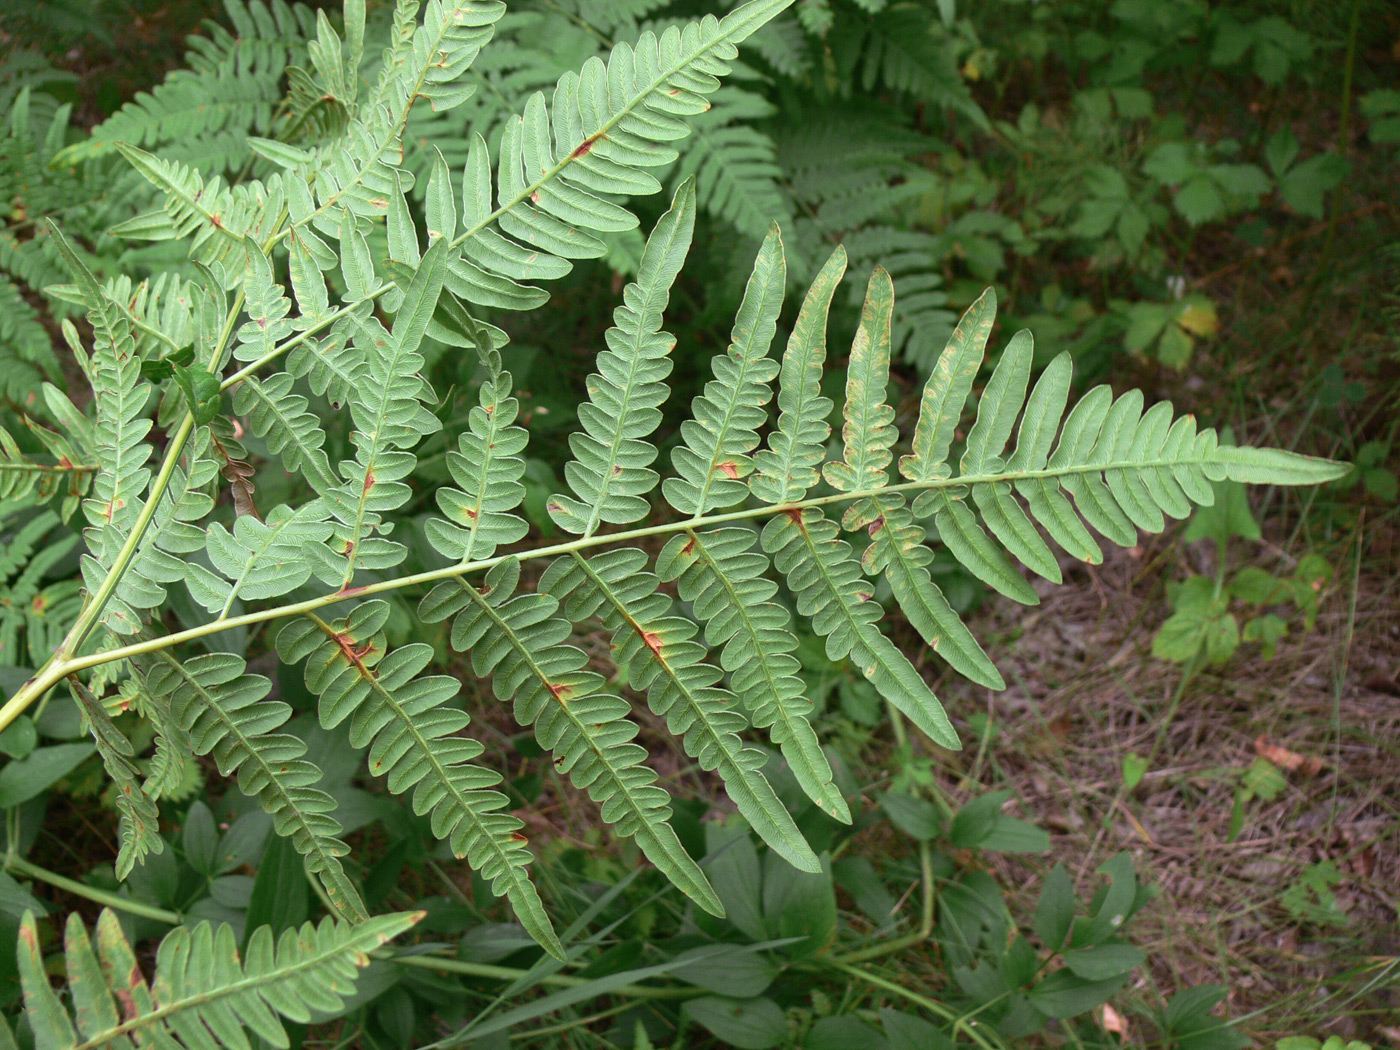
xmin=0 ymin=456 xmax=1206 ymax=732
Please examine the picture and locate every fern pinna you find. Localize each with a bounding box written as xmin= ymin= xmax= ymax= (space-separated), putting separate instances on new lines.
xmin=0 ymin=0 xmax=1344 ymax=1026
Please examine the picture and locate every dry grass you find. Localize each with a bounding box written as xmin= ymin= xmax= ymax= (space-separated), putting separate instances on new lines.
xmin=930 ymin=507 xmax=1400 ymax=1043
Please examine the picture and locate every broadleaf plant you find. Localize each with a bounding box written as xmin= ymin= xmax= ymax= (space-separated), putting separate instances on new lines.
xmin=0 ymin=0 xmax=1347 ymax=1036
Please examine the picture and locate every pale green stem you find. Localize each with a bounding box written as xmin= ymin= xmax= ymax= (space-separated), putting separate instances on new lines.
xmin=5 ymin=854 xmax=182 ymax=925
xmin=2 ymin=288 xmax=248 ymax=729
xmin=60 ymin=412 xmax=197 ymax=658
xmin=388 ymin=953 xmax=695 ymax=999
xmin=0 ymin=457 xmax=1206 ymax=732
xmin=885 ymin=700 xmax=938 ymax=941
xmin=825 ymin=960 xmax=1006 ymax=1050
xmin=0 ymin=461 xmax=97 ymax=474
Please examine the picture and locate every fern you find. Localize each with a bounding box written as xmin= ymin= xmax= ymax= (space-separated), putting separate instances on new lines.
xmin=16 ymin=909 xmax=417 ymax=1050
xmin=54 ymin=0 xmax=318 ymax=166
xmin=776 ymin=109 xmax=960 ymax=367
xmin=0 ymin=0 xmax=1347 ymax=1005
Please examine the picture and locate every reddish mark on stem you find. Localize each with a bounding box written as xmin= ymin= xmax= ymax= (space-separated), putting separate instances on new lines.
xmin=335 ymin=632 xmax=378 ymax=664
xmin=336 ymin=584 xmax=368 ymax=599
xmin=570 ymin=133 xmax=601 ymax=159
xmin=363 ymin=469 xmax=376 ymax=494
xmin=641 ymin=630 xmax=664 ymax=657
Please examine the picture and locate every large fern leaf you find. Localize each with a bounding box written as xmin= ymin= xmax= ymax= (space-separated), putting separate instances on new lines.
xmin=16 ymin=909 xmax=416 ymax=1050
xmin=276 ymin=604 xmax=564 ymax=958
xmin=145 ymin=651 xmax=365 ymax=920
xmin=420 ymin=558 xmax=724 ymax=923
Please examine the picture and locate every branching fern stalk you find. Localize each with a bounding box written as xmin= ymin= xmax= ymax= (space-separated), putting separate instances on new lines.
xmin=0 ymin=0 xmax=1344 ymax=1016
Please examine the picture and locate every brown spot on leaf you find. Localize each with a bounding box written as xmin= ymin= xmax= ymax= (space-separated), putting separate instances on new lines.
xmin=509 ymin=832 xmax=528 ymax=842
xmin=867 ymin=516 xmax=885 ymax=537
xmin=717 ymin=462 xmax=740 ymax=479
xmin=641 ymin=630 xmax=664 ymax=657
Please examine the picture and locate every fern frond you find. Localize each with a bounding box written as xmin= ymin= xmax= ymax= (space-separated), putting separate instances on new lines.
xmin=317 ymin=241 xmax=448 ymax=587
xmin=548 ymin=179 xmax=696 ymax=536
xmin=420 ymin=558 xmax=724 ymax=921
xmin=184 ymin=501 xmax=333 ymax=617
xmin=276 ymin=603 xmax=563 ymax=959
xmin=656 ymin=526 xmax=848 ymax=822
xmin=542 ymin=550 xmax=820 ymax=872
xmin=0 ymin=502 xmax=82 ymax=667
xmin=69 ymin=677 xmax=165 ymax=879
xmin=824 ymin=266 xmax=898 ymax=492
xmin=745 ymin=11 xmax=813 ymax=78
xmin=110 ymin=148 xmax=286 ymax=280
xmin=751 ymin=245 xmax=846 ymax=505
xmin=427 ymin=348 xmax=530 ymax=562
xmin=117 ymin=431 xmax=222 ymax=625
xmin=0 ymin=275 xmax=57 ymax=405
xmin=357 ymin=0 xmax=787 ymax=316
xmin=901 ymin=286 xmax=995 ymax=485
xmin=48 ymin=225 xmax=156 ymax=638
xmin=673 ymin=86 xmax=790 ymax=239
xmin=665 ymin=222 xmax=784 ymax=516
xmin=232 ymin=373 xmax=339 ymax=493
xmin=54 ymin=0 xmax=316 ymax=165
xmin=17 ymin=909 xmax=417 ymax=1050
xmin=128 ymin=663 xmax=198 ymax=802
xmin=146 ymin=651 xmax=365 ymax=920
xmin=830 ymin=6 xmax=984 ymax=126
xmin=0 ymin=426 xmax=93 ymax=516
xmin=855 ymin=494 xmax=1003 ymax=690
xmin=764 ymin=506 xmax=960 ymax=749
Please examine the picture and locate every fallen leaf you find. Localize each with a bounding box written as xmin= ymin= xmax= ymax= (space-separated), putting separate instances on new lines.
xmin=1101 ymin=1002 xmax=1127 ymax=1037
xmin=1254 ymin=735 xmax=1323 ymax=776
